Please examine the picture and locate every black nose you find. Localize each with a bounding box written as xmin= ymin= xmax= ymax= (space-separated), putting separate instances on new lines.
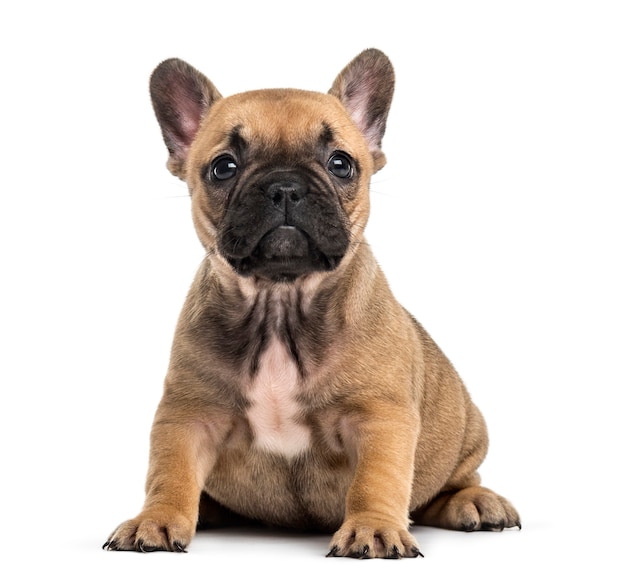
xmin=266 ymin=176 xmax=308 ymax=210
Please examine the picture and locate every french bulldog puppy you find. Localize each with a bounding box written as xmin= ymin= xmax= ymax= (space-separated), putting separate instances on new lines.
xmin=104 ymin=48 xmax=520 ymax=559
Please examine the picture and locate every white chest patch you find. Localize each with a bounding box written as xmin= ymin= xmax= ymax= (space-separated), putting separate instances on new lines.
xmin=246 ymin=338 xmax=311 ymax=457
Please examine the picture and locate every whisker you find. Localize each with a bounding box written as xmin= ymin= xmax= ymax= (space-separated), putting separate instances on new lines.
xmin=156 ymin=194 xmax=191 ymax=200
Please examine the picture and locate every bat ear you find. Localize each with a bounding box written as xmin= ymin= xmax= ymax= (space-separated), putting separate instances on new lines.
xmin=149 ymin=58 xmax=222 ymax=179
xmin=329 ymin=49 xmax=394 ymax=172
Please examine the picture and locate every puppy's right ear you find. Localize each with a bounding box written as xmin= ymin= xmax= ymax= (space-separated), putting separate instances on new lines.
xmin=150 ymin=59 xmax=222 ymax=179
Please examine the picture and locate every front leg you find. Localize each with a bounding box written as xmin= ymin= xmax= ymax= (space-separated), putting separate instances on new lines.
xmin=328 ymin=404 xmax=423 ymax=559
xmin=104 ymin=405 xmax=223 ymax=552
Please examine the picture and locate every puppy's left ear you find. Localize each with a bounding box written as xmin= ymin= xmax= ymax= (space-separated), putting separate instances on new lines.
xmin=329 ymin=48 xmax=394 ymax=172
xmin=150 ymin=58 xmax=222 ymax=179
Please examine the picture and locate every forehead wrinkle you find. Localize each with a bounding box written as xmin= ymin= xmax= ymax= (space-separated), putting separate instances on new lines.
xmin=231 ymin=93 xmax=333 ymax=143
xmin=233 ymin=122 xmax=330 ymax=165
xmin=208 ymin=89 xmax=366 ymax=167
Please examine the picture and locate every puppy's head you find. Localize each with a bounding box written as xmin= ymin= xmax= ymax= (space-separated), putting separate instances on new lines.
xmin=150 ymin=49 xmax=394 ymax=283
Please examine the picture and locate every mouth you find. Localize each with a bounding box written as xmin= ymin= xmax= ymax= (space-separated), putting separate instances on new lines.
xmin=226 ymin=225 xmax=344 ymax=282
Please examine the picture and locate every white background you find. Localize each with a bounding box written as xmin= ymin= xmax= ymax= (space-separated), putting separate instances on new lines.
xmin=1 ymin=1 xmax=624 ymax=580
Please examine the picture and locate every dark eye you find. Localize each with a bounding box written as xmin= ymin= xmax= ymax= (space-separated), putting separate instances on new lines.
xmin=327 ymin=152 xmax=353 ymax=179
xmin=211 ymin=155 xmax=238 ymax=180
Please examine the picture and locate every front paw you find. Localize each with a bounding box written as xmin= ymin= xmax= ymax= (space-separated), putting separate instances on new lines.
xmin=327 ymin=515 xmax=423 ymax=559
xmin=103 ymin=506 xmax=195 ymax=552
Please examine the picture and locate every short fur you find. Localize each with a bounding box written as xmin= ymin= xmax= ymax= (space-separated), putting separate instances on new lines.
xmin=104 ymin=48 xmax=519 ymax=559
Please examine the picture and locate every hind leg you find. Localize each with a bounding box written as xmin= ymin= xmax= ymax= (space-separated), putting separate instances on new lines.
xmin=412 ymin=401 xmax=520 ymax=532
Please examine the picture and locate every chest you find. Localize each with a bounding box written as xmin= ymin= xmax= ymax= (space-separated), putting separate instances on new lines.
xmin=245 ymin=338 xmax=311 ymax=457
